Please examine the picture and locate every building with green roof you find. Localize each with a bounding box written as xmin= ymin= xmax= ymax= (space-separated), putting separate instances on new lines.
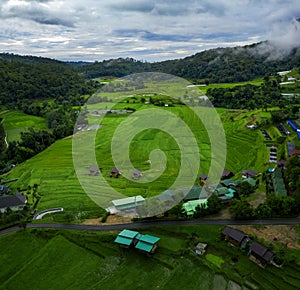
xmin=114 ymin=229 xmax=140 ymax=248
xmin=107 ymin=195 xmax=145 ymax=214
xmin=183 ymin=186 xmax=209 ymax=202
xmin=182 ymin=199 xmax=208 ymax=216
xmin=114 ymin=229 xmax=160 ymax=254
xmin=135 ymin=234 xmax=160 ymax=254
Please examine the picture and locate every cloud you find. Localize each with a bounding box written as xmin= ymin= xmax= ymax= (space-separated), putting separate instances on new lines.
xmin=109 ymin=0 xmax=155 ymax=13
xmin=0 ymin=0 xmax=299 ymax=61
xmin=0 ymin=0 xmax=76 ymax=27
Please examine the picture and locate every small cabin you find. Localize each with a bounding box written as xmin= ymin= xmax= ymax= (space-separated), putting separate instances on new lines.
xmin=110 ymin=168 xmax=120 ymax=178
xmin=222 ymin=227 xmax=250 ymax=249
xmin=249 ymin=241 xmax=275 ymax=267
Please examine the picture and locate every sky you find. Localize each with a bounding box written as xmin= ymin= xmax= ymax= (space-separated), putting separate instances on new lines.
xmin=0 ymin=0 xmax=300 ymax=62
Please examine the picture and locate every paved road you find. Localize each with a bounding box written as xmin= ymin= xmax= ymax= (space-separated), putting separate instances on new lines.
xmin=2 ymin=218 xmax=300 ymax=236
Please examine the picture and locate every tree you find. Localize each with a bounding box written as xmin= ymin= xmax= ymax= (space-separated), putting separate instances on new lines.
xmin=255 ymin=203 xmax=272 ymax=219
xmin=236 ymin=181 xmax=255 ymax=197
xmin=206 ymin=194 xmax=222 ymax=214
xmin=229 ymin=198 xmax=254 ymax=220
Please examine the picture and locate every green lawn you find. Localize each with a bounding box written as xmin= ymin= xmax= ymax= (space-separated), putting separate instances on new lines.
xmin=1 ymin=226 xmax=300 ymax=289
xmin=0 ymin=110 xmax=47 ymax=142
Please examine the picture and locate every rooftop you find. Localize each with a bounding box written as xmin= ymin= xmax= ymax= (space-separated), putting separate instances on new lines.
xmin=0 ymin=192 xmax=27 ymax=209
xmin=112 ymin=195 xmax=145 ymax=207
xmin=223 ymin=227 xmax=248 ymax=243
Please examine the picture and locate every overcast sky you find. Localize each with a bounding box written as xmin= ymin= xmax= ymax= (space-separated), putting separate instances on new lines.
xmin=0 ymin=0 xmax=300 ymax=62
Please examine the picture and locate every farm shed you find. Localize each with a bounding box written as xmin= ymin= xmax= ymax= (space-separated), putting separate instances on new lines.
xmin=221 ymin=169 xmax=235 ymax=179
xmin=110 ymin=168 xmax=120 ymax=178
xmin=114 ymin=229 xmax=140 ymax=248
xmin=114 ymin=230 xmax=160 ymax=254
xmin=222 ymin=227 xmax=250 ymax=249
xmin=132 ymin=169 xmax=142 ymax=180
xmin=242 ymin=169 xmax=258 ymax=178
xmin=135 ymin=234 xmax=160 ymax=254
xmin=89 ymin=166 xmax=100 ymax=175
xmin=249 ymin=241 xmax=275 ymax=267
xmin=107 ymin=195 xmax=145 ymax=214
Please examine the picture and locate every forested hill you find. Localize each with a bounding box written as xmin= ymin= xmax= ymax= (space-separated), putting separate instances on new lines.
xmin=0 ymin=54 xmax=96 ymax=108
xmin=78 ymin=41 xmax=300 ymax=83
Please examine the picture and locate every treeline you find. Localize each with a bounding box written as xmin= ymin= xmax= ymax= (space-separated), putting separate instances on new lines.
xmin=0 ymin=56 xmax=98 ymax=108
xmin=0 ymin=55 xmax=100 ymax=171
xmin=77 ymin=42 xmax=300 ymax=83
xmin=207 ymin=75 xmax=285 ymax=109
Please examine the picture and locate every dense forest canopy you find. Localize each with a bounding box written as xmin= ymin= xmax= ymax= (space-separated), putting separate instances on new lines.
xmin=76 ymin=41 xmax=300 ymax=83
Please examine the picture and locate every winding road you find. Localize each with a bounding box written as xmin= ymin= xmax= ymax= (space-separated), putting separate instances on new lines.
xmin=1 ymin=218 xmax=300 ymax=236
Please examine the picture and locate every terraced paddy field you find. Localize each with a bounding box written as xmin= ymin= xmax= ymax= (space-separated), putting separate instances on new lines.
xmin=1 ymin=225 xmax=300 ymax=290
xmin=4 ymin=105 xmax=271 ymax=217
xmin=0 ymin=111 xmax=47 ymax=142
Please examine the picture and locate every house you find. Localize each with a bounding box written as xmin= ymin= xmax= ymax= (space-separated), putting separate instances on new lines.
xmin=249 ymin=241 xmax=275 ymax=267
xmin=110 ymin=168 xmax=120 ymax=178
xmin=132 ymin=169 xmax=142 ymax=180
xmin=0 ymin=192 xmax=27 ymax=213
xmin=107 ymin=195 xmax=145 ymax=214
xmin=199 ymin=173 xmax=208 ymax=185
xmin=194 ymin=242 xmax=208 ymax=255
xmin=89 ymin=166 xmax=100 ymax=175
xmin=114 ymin=229 xmax=160 ymax=254
xmin=182 ymin=199 xmax=208 ymax=216
xmin=221 ymin=169 xmax=235 ymax=179
xmin=183 ymin=186 xmax=208 ymax=202
xmin=242 ymin=169 xmax=258 ymax=178
xmin=222 ymin=227 xmax=250 ymax=249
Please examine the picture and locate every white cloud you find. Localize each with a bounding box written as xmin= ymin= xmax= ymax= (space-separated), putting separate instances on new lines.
xmin=0 ymin=0 xmax=299 ymax=61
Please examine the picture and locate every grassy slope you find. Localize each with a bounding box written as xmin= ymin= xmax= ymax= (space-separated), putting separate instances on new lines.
xmin=1 ymin=227 xmax=300 ymax=290
xmin=0 ymin=111 xmax=47 ymax=142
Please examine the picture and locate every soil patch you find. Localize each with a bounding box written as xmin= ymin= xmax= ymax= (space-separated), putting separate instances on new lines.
xmin=233 ymin=225 xmax=300 ymax=249
xmin=82 ymin=214 xmax=132 ymax=225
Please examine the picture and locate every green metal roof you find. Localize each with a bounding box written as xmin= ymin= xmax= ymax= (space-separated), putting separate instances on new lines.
xmin=214 ymin=187 xmax=230 ymax=196
xmin=138 ymin=234 xmax=160 ymax=244
xmin=183 ymin=186 xmax=208 ymax=201
xmin=243 ymin=178 xmax=256 ymax=187
xmin=135 ymin=234 xmax=160 ymax=252
xmin=135 ymin=241 xmax=154 ymax=252
xmin=182 ymin=199 xmax=208 ymax=216
xmin=118 ymin=229 xmax=139 ymax=239
xmin=114 ymin=236 xmax=133 ymax=246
